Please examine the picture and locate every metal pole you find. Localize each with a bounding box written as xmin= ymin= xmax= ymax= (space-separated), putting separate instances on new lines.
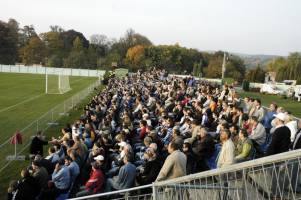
xmin=45 ymin=72 xmax=48 ymax=94
xmin=152 ymin=183 xmax=158 ymax=200
xmin=14 ymin=138 xmax=17 ymax=158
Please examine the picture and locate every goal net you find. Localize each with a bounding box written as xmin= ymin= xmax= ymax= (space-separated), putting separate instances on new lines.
xmin=45 ymin=73 xmax=71 ymax=94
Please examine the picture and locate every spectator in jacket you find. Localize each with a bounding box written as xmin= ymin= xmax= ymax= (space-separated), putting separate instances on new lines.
xmin=40 ymin=160 xmax=71 ymax=199
xmin=235 ymin=129 xmax=253 ymax=162
xmin=291 ymin=120 xmax=301 ymax=150
xmin=105 ymin=154 xmax=136 ymax=191
xmin=29 ymin=131 xmax=48 ymax=157
xmin=217 ymin=129 xmax=235 ymax=168
xmin=31 ymin=160 xmax=49 ymax=190
xmin=249 ymin=116 xmax=266 ymax=146
xmin=266 ymin=113 xmax=291 ymax=156
xmin=156 ymin=140 xmax=187 ymax=181
xmin=183 ymin=141 xmax=197 ymax=175
xmin=249 ymin=99 xmax=265 ymax=122
xmin=13 ymin=169 xmax=39 ymax=200
xmin=262 ymin=103 xmax=277 ymax=134
xmin=64 ymin=156 xmax=80 ymax=185
xmin=192 ymin=127 xmax=215 ymax=172
xmin=76 ymin=162 xmax=104 ymax=197
xmin=136 ymin=148 xmax=161 ymax=185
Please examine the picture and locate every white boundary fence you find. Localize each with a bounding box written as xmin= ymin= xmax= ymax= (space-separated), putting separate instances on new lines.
xmin=0 ymin=65 xmax=105 ymax=77
xmin=0 ymin=79 xmax=102 ymax=174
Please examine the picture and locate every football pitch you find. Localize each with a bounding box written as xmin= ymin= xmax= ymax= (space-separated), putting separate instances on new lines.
xmin=0 ymin=73 xmax=98 ymax=189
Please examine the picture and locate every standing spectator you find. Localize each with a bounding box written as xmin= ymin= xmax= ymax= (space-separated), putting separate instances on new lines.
xmin=156 ymin=141 xmax=187 ymax=181
xmin=29 ymin=131 xmax=48 ymax=157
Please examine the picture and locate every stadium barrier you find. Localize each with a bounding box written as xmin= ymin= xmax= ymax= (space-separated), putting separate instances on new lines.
xmin=69 ymin=149 xmax=301 ymax=200
xmin=0 ymin=79 xmax=102 ymax=174
xmin=0 ymin=64 xmax=105 ymax=77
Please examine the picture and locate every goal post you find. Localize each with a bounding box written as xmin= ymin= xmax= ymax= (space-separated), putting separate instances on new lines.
xmin=45 ymin=73 xmax=71 ymax=94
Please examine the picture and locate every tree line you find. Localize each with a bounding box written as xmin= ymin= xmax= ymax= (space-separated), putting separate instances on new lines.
xmin=1 ymin=18 xmax=248 ymax=81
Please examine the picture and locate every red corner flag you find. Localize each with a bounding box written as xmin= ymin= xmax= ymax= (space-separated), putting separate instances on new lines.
xmin=10 ymin=132 xmax=23 ymax=145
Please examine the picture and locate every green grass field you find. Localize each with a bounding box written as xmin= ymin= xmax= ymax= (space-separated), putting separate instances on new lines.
xmin=0 ymin=72 xmax=98 ymax=196
xmin=239 ymin=91 xmax=301 ymax=118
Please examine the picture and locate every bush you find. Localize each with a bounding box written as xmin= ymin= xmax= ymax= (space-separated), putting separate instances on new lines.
xmin=242 ymin=80 xmax=250 ymax=91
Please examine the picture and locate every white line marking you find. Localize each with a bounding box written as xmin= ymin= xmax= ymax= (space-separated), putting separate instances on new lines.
xmin=0 ymin=93 xmax=45 ymax=113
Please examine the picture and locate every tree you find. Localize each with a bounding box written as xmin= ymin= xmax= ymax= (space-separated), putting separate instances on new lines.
xmin=72 ymin=36 xmax=84 ymax=52
xmin=246 ymin=65 xmax=265 ymax=83
xmin=49 ymin=25 xmax=64 ymax=33
xmin=125 ymin=45 xmax=145 ymax=69
xmin=40 ymin=31 xmax=65 ymax=67
xmin=90 ymin=34 xmax=110 ymax=57
xmin=0 ymin=19 xmax=19 ymax=64
xmin=19 ymin=25 xmax=37 ymax=48
xmin=20 ymin=36 xmax=46 ymax=65
xmin=60 ymin=29 xmax=89 ymax=53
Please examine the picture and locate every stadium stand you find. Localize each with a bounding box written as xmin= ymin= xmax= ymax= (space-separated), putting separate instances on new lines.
xmin=7 ymin=68 xmax=301 ymax=200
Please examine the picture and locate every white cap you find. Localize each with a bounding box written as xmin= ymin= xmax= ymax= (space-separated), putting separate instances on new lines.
xmin=273 ymin=113 xmax=287 ymax=121
xmin=118 ymin=141 xmax=127 ymax=147
xmin=94 ymin=155 xmax=104 ymax=161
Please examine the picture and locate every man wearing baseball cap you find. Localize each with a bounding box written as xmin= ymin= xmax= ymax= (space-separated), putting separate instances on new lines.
xmin=266 ymin=112 xmax=291 ymax=156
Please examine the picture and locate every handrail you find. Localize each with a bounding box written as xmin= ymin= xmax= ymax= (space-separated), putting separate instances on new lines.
xmin=154 ymin=148 xmax=301 ymax=186
xmin=69 ymin=184 xmax=153 ymax=200
xmin=69 ymin=149 xmax=301 ymax=199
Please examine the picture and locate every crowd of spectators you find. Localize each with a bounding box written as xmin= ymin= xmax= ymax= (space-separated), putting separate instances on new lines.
xmin=7 ymin=68 xmax=301 ymax=200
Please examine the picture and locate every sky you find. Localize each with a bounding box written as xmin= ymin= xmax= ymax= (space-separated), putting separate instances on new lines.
xmin=1 ymin=0 xmax=300 ymax=56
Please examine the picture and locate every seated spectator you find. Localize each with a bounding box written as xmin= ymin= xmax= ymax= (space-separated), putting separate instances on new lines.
xmin=266 ymin=113 xmax=291 ymax=156
xmin=45 ymin=146 xmax=60 ymax=164
xmin=40 ymin=160 xmax=71 ymax=199
xmin=217 ymin=129 xmax=235 ymax=168
xmin=76 ymin=162 xmax=104 ymax=197
xmin=136 ymin=148 xmax=161 ymax=185
xmin=105 ymin=155 xmax=136 ymax=191
xmin=31 ymin=160 xmax=49 ymax=190
xmin=7 ymin=180 xmax=18 ymax=200
xmin=262 ymin=103 xmax=277 ymax=134
xmin=285 ymin=113 xmax=298 ymax=142
xmin=183 ymin=141 xmax=197 ymax=175
xmin=291 ymin=120 xmax=301 ymax=150
xmin=235 ymin=129 xmax=253 ymax=163
xmin=249 ymin=98 xmax=265 ymax=122
xmin=249 ymin=116 xmax=266 ymax=147
xmin=156 ymin=140 xmax=187 ymax=181
xmin=192 ymin=128 xmax=215 ymax=172
xmin=13 ymin=169 xmax=39 ymax=200
xmin=64 ymin=156 xmax=80 ymax=185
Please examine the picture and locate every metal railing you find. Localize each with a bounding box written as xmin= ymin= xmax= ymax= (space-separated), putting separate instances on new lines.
xmin=0 ymin=80 xmax=101 ymax=174
xmin=69 ymin=149 xmax=301 ymax=200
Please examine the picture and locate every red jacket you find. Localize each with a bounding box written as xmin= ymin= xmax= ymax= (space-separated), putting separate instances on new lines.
xmin=139 ymin=126 xmax=147 ymax=140
xmin=85 ymin=169 xmax=104 ymax=193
